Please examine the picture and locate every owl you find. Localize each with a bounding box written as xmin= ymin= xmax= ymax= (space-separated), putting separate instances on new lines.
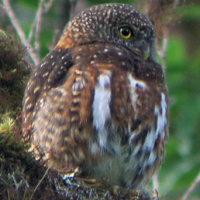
xmin=23 ymin=3 xmax=168 ymax=189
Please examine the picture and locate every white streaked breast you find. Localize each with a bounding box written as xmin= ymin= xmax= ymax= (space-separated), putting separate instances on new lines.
xmin=143 ymin=127 xmax=157 ymax=150
xmin=92 ymin=73 xmax=111 ymax=148
xmin=128 ymin=73 xmax=147 ymax=107
xmin=154 ymin=93 xmax=167 ymax=139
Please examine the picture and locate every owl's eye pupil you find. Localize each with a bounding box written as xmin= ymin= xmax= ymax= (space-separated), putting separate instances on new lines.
xmin=121 ymin=29 xmax=129 ymax=36
xmin=119 ymin=27 xmax=132 ymax=39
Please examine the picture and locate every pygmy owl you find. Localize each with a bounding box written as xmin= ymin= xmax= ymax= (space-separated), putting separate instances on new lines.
xmin=23 ymin=3 xmax=168 ymax=189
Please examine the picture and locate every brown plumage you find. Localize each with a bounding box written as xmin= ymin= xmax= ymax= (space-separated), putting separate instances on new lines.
xmin=23 ymin=3 xmax=168 ymax=189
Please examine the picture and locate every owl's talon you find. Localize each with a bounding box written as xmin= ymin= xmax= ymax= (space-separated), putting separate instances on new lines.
xmin=76 ymin=177 xmax=100 ymax=188
xmin=60 ymin=167 xmax=82 ymax=187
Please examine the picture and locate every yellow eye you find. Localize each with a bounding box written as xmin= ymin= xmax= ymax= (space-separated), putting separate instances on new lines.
xmin=119 ymin=27 xmax=132 ymax=39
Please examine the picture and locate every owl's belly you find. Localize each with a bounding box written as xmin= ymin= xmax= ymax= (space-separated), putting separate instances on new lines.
xmin=83 ymin=72 xmax=168 ymax=189
xmin=83 ymin=135 xmax=161 ymax=189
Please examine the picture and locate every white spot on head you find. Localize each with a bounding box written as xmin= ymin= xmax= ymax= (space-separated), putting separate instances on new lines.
xmin=40 ymin=61 xmax=47 ymax=68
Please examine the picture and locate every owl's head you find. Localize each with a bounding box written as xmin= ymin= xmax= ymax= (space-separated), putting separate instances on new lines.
xmin=57 ymin=3 xmax=155 ymax=60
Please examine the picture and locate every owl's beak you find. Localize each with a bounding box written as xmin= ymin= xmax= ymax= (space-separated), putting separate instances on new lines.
xmin=133 ymin=40 xmax=150 ymax=60
xmin=141 ymin=45 xmax=150 ymax=60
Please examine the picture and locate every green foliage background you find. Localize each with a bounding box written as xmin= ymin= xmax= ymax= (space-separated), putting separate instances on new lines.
xmin=1 ymin=0 xmax=200 ymax=199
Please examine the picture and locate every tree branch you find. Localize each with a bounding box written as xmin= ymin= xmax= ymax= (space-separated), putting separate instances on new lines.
xmin=2 ymin=0 xmax=39 ymax=65
xmin=181 ymin=171 xmax=200 ymax=200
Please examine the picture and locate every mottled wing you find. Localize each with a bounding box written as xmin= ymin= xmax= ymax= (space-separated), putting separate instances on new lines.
xmin=23 ymin=48 xmax=73 ymax=140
